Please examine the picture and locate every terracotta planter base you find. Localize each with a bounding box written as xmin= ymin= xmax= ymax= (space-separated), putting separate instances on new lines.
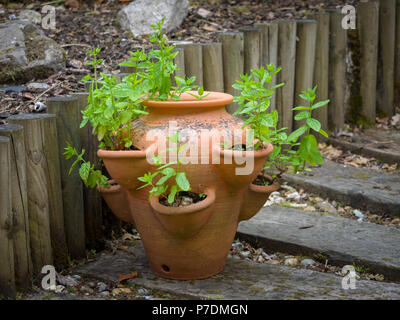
xmin=98 ymin=92 xmax=276 ymax=280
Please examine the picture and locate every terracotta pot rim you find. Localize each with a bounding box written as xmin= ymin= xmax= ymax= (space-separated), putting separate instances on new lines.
xmin=215 ymin=142 xmax=274 ymax=158
xmin=150 ymin=187 xmax=216 ymax=215
xmin=141 ymin=91 xmax=234 ymax=108
xmin=97 ymin=147 xmax=148 ymax=159
xmin=250 ymin=174 xmax=280 ymax=193
xmin=98 ymin=180 xmax=120 ymax=193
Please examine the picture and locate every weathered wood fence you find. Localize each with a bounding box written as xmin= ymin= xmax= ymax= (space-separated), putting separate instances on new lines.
xmin=1 ymin=1 xmax=400 ymax=297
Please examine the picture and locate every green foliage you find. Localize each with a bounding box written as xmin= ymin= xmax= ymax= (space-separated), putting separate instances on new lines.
xmin=121 ymin=18 xmax=199 ymax=101
xmin=233 ymin=64 xmax=284 ymax=150
xmin=66 ymin=19 xmax=203 ymax=189
xmin=63 ymin=142 xmax=109 ymax=189
xmin=233 ymin=66 xmax=330 ymax=180
xmin=138 ymin=132 xmax=191 ymax=204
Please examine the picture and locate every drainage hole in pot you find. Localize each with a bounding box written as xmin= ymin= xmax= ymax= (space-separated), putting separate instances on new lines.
xmin=161 ymin=264 xmax=170 ymax=273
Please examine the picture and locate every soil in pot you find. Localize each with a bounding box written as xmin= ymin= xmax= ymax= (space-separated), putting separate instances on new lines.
xmin=252 ymin=175 xmax=274 ymax=186
xmin=159 ymin=191 xmax=207 ymax=207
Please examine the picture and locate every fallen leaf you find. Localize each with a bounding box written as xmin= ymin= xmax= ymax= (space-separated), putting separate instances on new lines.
xmin=202 ymin=24 xmax=217 ymax=32
xmin=118 ymin=272 xmax=138 ymax=283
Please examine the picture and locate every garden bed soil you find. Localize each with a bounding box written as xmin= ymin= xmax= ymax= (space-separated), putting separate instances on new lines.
xmin=0 ymin=0 xmax=355 ymax=118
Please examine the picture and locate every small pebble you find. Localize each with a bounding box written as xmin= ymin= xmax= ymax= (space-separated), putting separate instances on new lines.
xmin=301 ymin=259 xmax=316 ymax=266
xmin=284 ymin=258 xmax=298 ymax=266
xmin=353 ymin=209 xmax=364 ymax=221
xmin=138 ymin=288 xmax=149 ymax=295
xmin=80 ymin=285 xmax=94 ymax=294
xmin=239 ymin=250 xmax=251 ymax=259
xmin=97 ymin=282 xmax=107 ymax=292
xmin=99 ymin=291 xmax=110 ymax=297
xmin=54 ymin=285 xmax=65 ymax=294
xmin=286 ymin=191 xmax=300 ymax=201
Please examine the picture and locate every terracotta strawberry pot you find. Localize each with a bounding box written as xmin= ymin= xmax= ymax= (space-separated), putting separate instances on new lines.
xmin=99 ymin=180 xmax=133 ymax=223
xmin=239 ymin=175 xmax=280 ymax=222
xmin=98 ymin=91 xmax=276 ymax=280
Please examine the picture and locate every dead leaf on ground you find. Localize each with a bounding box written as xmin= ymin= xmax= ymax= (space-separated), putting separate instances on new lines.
xmin=118 ymin=272 xmax=138 ymax=283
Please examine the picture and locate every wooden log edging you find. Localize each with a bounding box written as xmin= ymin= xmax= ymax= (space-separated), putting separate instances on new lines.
xmin=172 ymin=47 xmax=185 ymax=86
xmin=277 ymin=20 xmax=297 ymax=132
xmin=0 ymin=136 xmax=16 ymax=298
xmin=174 ymin=42 xmax=203 ymax=86
xmin=254 ymin=22 xmax=279 ymax=111
xmin=378 ymin=0 xmax=396 ymax=117
xmin=8 ymin=114 xmax=55 ymax=274
xmin=219 ymin=32 xmax=244 ymax=114
xmin=395 ymin=0 xmax=400 ymax=106
xmin=254 ymin=23 xmax=269 ymax=68
xmin=294 ymin=20 xmax=317 ymax=130
xmin=202 ymin=43 xmax=224 ymax=92
xmin=358 ymin=1 xmax=380 ymax=123
xmin=308 ymin=12 xmax=330 ymax=137
xmin=72 ymin=92 xmax=104 ymax=250
xmin=47 ymin=97 xmax=86 ymax=260
xmin=239 ymin=27 xmax=262 ymax=74
xmin=328 ymin=9 xmax=347 ymax=132
xmin=0 ymin=125 xmax=32 ymax=291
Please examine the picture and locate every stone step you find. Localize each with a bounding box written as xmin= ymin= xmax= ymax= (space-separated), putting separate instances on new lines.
xmin=75 ymin=242 xmax=400 ymax=300
xmin=282 ymin=160 xmax=400 ymax=217
xmin=237 ymin=205 xmax=400 ymax=281
xmin=328 ymin=128 xmax=400 ymax=165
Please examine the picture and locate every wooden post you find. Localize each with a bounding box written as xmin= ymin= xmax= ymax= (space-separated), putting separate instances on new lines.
xmin=268 ymin=22 xmax=279 ymax=111
xmin=0 ymin=136 xmax=16 ymax=298
xmin=174 ymin=43 xmax=203 ymax=86
xmin=0 ymin=125 xmax=32 ymax=290
xmin=308 ymin=12 xmax=330 ymax=137
xmin=277 ymin=20 xmax=297 ymax=131
xmin=254 ymin=23 xmax=269 ymax=68
xmin=47 ymin=97 xmax=86 ymax=260
xmin=219 ymin=32 xmax=244 ymax=114
xmin=8 ymin=114 xmax=55 ymax=274
xmin=395 ymin=0 xmax=400 ymax=105
xmin=254 ymin=22 xmax=279 ymax=111
xmin=378 ymin=0 xmax=396 ymax=116
xmin=328 ymin=10 xmax=347 ymax=131
xmin=202 ymin=43 xmax=224 ymax=92
xmin=120 ymin=66 xmax=135 ymax=74
xmin=115 ymin=73 xmax=131 ymax=84
xmin=239 ymin=27 xmax=262 ymax=74
xmin=172 ymin=47 xmax=185 ymax=84
xmin=72 ymin=92 xmax=104 ymax=250
xmin=358 ymin=1 xmax=379 ymax=122
xmin=294 ymin=20 xmax=317 ymax=130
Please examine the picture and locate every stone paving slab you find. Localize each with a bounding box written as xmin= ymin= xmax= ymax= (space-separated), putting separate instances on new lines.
xmin=282 ymin=160 xmax=400 ymax=217
xmin=328 ymin=128 xmax=400 ymax=165
xmin=237 ymin=206 xmax=400 ymax=281
xmin=75 ymin=242 xmax=400 ymax=300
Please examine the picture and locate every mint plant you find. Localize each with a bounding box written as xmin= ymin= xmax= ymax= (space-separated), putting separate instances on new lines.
xmin=233 ymin=65 xmax=330 ymax=183
xmin=121 ymin=18 xmax=198 ymax=101
xmin=138 ymin=132 xmax=191 ymax=205
xmin=63 ymin=142 xmax=109 ymax=189
xmin=232 ymin=64 xmax=284 ymax=150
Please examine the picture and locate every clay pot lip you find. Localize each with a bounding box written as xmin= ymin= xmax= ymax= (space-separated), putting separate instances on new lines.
xmin=97 ymin=144 xmax=155 ymax=159
xmin=215 ymin=142 xmax=274 ymax=158
xmin=150 ymin=187 xmax=216 ymax=216
xmin=250 ymin=174 xmax=280 ymax=193
xmin=141 ymin=91 xmax=234 ymax=108
xmin=98 ymin=180 xmax=120 ymax=193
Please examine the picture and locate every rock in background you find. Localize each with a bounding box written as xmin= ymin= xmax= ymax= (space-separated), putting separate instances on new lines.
xmin=0 ymin=20 xmax=65 ymax=84
xmin=117 ymin=0 xmax=189 ymax=37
